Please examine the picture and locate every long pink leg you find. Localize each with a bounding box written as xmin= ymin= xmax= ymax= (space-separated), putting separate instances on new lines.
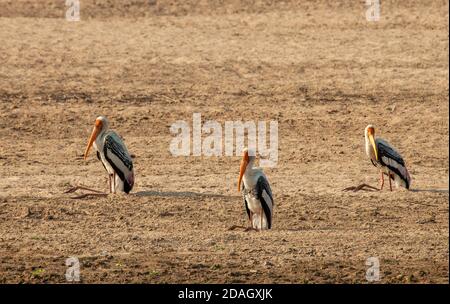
xmin=389 ymin=173 xmax=392 ymax=191
xmin=380 ymin=171 xmax=384 ymax=190
xmin=247 ymin=213 xmax=258 ymax=231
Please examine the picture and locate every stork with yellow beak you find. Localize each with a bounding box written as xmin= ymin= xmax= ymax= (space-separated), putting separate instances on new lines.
xmin=66 ymin=116 xmax=134 ymax=198
xmin=230 ymin=148 xmax=274 ymax=231
xmin=347 ymin=125 xmax=411 ymax=192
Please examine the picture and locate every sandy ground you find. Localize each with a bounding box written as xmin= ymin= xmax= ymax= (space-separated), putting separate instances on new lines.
xmin=0 ymin=1 xmax=448 ymax=283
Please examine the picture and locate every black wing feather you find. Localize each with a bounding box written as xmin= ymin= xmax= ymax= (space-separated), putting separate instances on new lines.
xmin=104 ymin=135 xmax=133 ymax=171
xmin=376 ymin=139 xmax=410 ymax=189
xmin=377 ymin=141 xmax=405 ymax=167
xmin=103 ymin=134 xmax=134 ymax=191
xmin=256 ymin=175 xmax=274 ymax=229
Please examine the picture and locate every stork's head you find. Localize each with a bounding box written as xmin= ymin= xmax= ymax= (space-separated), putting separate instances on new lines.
xmin=84 ymin=116 xmax=109 ymax=160
xmin=238 ymin=148 xmax=256 ymax=192
xmin=365 ymin=124 xmax=378 ymax=161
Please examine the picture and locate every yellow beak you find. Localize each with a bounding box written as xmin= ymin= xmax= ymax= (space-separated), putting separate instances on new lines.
xmin=238 ymin=154 xmax=249 ymax=192
xmin=368 ymin=133 xmax=378 ymax=161
xmin=84 ymin=125 xmax=101 ymax=160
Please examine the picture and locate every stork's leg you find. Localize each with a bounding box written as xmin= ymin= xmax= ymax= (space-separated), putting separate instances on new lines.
xmin=380 ymin=171 xmax=384 ymax=190
xmin=109 ymin=174 xmax=112 ymax=193
xmin=245 ymin=213 xmax=258 ymax=232
xmin=388 ymin=172 xmax=393 ymax=191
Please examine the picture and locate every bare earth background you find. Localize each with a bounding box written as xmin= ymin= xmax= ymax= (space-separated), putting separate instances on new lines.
xmin=0 ymin=0 xmax=448 ymax=283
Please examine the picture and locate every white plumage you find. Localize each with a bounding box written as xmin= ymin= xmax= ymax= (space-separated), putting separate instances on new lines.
xmin=238 ymin=148 xmax=274 ymax=230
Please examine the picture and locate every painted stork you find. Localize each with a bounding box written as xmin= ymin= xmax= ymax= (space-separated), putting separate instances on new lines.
xmin=66 ymin=116 xmax=134 ymax=198
xmin=344 ymin=125 xmax=411 ymax=192
xmin=229 ymin=148 xmax=274 ymax=231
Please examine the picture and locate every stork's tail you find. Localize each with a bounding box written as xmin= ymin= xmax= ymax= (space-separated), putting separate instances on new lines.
xmin=393 ymin=165 xmax=412 ymax=190
xmin=124 ymin=171 xmax=134 ymax=194
xmin=405 ymin=167 xmax=412 ymax=190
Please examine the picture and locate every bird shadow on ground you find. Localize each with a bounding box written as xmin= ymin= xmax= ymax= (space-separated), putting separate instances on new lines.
xmin=410 ymin=189 xmax=449 ymax=194
xmin=63 ymin=185 xmax=241 ymax=200
xmin=133 ymin=190 xmax=240 ymax=199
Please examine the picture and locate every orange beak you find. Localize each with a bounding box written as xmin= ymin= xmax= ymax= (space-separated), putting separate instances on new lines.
xmin=84 ymin=123 xmax=101 ymax=160
xmin=238 ymin=151 xmax=249 ymax=192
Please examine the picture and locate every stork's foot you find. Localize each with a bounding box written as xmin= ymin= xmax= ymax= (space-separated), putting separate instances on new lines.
xmin=342 ymin=184 xmax=379 ymax=192
xmin=64 ymin=185 xmax=107 ymax=199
